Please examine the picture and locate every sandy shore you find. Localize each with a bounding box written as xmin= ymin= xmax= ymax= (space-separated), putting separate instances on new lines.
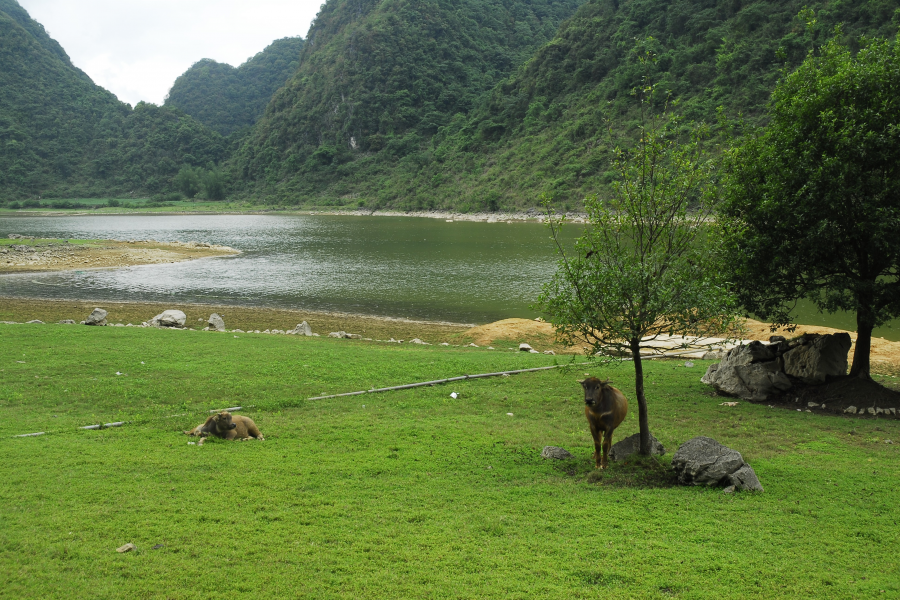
xmin=0 ymin=238 xmax=239 ymax=273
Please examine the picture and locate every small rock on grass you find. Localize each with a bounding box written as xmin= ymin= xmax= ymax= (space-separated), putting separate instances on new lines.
xmin=116 ymin=543 xmax=136 ymax=553
xmin=541 ymin=446 xmax=574 ymax=460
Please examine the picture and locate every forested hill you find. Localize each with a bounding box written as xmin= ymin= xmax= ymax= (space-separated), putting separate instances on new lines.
xmin=233 ymin=0 xmax=587 ymax=201
xmin=164 ymin=37 xmax=305 ymax=137
xmin=0 ymin=0 xmax=225 ymax=199
xmin=391 ymin=0 xmax=900 ymax=211
xmin=233 ymin=0 xmax=900 ymax=210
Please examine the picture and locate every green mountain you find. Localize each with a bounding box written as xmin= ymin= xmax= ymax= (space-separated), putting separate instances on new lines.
xmin=0 ymin=0 xmax=225 ymax=199
xmin=164 ymin=37 xmax=305 ymax=137
xmin=233 ymin=0 xmax=900 ymax=210
xmin=233 ymin=0 xmax=587 ymax=202
xmin=392 ymin=0 xmax=900 ymax=211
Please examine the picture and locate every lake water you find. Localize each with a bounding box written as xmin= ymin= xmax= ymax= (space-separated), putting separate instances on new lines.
xmin=1 ymin=213 xmax=897 ymax=338
xmin=0 ymin=214 xmax=574 ymax=325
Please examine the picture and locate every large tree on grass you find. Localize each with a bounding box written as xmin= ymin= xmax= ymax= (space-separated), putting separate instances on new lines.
xmin=720 ymin=32 xmax=900 ymax=378
xmin=538 ymin=79 xmax=737 ymax=456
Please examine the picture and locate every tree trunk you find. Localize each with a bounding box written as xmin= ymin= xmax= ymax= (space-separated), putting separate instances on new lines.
xmin=630 ymin=337 xmax=651 ymax=454
xmin=850 ymin=307 xmax=874 ymax=378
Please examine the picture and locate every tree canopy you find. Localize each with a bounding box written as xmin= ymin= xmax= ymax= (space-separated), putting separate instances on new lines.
xmin=720 ymin=31 xmax=900 ymax=377
xmin=539 ymin=81 xmax=736 ymax=455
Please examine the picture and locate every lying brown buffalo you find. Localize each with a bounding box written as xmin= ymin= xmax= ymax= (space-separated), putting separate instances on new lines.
xmin=580 ymin=377 xmax=628 ymax=469
xmin=185 ymin=411 xmax=264 ymax=441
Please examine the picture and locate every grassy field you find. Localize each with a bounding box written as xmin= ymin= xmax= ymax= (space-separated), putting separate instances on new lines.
xmin=1 ymin=323 xmax=898 ymax=599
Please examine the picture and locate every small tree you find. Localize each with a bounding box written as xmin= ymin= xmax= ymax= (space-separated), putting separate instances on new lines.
xmin=720 ymin=32 xmax=900 ymax=377
xmin=173 ymin=166 xmax=201 ymax=199
xmin=538 ymin=82 xmax=737 ymax=456
xmin=202 ymin=167 xmax=226 ymax=201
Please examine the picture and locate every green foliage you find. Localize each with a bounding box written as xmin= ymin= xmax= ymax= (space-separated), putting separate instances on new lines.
xmin=173 ymin=166 xmax=202 ymax=198
xmin=164 ymin=37 xmax=304 ymax=136
xmin=0 ymin=1 xmax=226 ymax=199
xmin=233 ymin=0 xmax=585 ymax=202
xmin=201 ymin=166 xmax=227 ymax=200
xmin=538 ymin=82 xmax=736 ymax=452
xmin=720 ymin=32 xmax=900 ymax=377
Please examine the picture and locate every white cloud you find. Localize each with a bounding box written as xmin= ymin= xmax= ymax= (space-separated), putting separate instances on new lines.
xmin=16 ymin=0 xmax=320 ymax=106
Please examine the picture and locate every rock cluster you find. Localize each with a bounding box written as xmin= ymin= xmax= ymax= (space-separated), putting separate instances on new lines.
xmin=541 ymin=446 xmax=574 ymax=460
xmin=608 ymin=433 xmax=666 ymax=462
xmin=701 ymin=333 xmax=851 ymax=401
xmin=329 ymin=331 xmax=362 ymax=339
xmin=671 ymin=436 xmax=763 ymax=491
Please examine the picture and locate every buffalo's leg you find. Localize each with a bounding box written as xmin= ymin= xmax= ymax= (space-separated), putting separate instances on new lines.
xmin=589 ymin=421 xmax=604 ymax=469
xmin=600 ymin=428 xmax=614 ymax=469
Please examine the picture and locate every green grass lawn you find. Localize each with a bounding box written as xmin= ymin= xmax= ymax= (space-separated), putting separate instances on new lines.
xmin=1 ymin=324 xmax=898 ymax=599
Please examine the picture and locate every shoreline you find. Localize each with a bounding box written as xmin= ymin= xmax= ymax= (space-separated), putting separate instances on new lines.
xmin=0 ymin=238 xmax=239 ymax=274
xmin=0 ymin=207 xmax=586 ymax=223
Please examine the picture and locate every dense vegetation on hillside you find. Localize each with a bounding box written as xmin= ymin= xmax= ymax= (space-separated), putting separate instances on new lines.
xmin=0 ymin=0 xmax=225 ymax=199
xmin=232 ymin=0 xmax=900 ymax=210
xmin=233 ymin=0 xmax=586 ymax=201
xmin=397 ymin=0 xmax=900 ymax=212
xmin=164 ymin=37 xmax=304 ymax=137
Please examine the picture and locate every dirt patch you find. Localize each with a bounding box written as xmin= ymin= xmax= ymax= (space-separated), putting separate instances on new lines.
xmin=0 ymin=238 xmax=239 ymax=273
xmin=462 ymin=318 xmax=589 ymax=354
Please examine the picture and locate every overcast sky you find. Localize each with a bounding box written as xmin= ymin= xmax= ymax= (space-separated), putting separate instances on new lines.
xmin=17 ymin=0 xmax=320 ymax=106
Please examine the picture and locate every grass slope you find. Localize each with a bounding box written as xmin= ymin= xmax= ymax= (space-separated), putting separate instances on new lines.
xmin=1 ymin=324 xmax=898 ymax=598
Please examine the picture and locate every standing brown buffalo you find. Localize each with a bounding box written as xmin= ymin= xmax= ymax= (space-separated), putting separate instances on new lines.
xmin=580 ymin=377 xmax=628 ymax=469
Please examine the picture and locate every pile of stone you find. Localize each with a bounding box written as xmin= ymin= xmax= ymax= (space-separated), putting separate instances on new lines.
xmin=329 ymin=331 xmax=362 ymax=339
xmin=701 ymin=333 xmax=851 ymax=401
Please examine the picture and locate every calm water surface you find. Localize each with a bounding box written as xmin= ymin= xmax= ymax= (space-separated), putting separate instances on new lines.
xmin=1 ymin=213 xmax=897 ymax=337
xmin=0 ymin=214 xmax=574 ymax=324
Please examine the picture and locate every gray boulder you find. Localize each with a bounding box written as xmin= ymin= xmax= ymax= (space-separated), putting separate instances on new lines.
xmin=782 ymin=333 xmax=851 ymax=383
xmin=701 ymin=344 xmax=792 ymax=401
xmin=541 ymin=446 xmax=574 ymax=460
xmin=671 ymin=436 xmax=763 ymax=491
xmin=150 ymin=310 xmax=186 ymax=328
xmin=207 ymin=313 xmax=225 ymax=331
xmin=59 ymin=319 xmax=76 ymax=325
xmin=291 ymin=321 xmax=313 ymax=336
xmin=85 ymin=308 xmax=108 ymax=326
xmin=329 ymin=331 xmax=362 ymax=339
xmin=608 ymin=432 xmax=666 ymax=462
xmin=26 ymin=320 xmax=44 ymax=324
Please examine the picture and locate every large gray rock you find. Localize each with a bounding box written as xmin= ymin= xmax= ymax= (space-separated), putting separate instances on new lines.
xmin=671 ymin=436 xmax=763 ymax=491
xmin=290 ymin=321 xmax=313 ymax=336
xmin=207 ymin=313 xmax=225 ymax=331
xmin=608 ymin=432 xmax=666 ymax=461
xmin=782 ymin=333 xmax=851 ymax=383
xmin=150 ymin=310 xmax=186 ymax=328
xmin=85 ymin=308 xmax=108 ymax=326
xmin=541 ymin=446 xmax=574 ymax=460
xmin=701 ymin=346 xmax=792 ymax=401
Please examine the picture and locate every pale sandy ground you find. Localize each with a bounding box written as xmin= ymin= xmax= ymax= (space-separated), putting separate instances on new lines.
xmin=0 ymin=239 xmax=239 ymax=273
xmin=463 ymin=317 xmax=900 ymax=372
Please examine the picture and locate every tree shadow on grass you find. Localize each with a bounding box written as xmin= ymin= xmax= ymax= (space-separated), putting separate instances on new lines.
xmin=558 ymin=455 xmax=678 ymax=488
